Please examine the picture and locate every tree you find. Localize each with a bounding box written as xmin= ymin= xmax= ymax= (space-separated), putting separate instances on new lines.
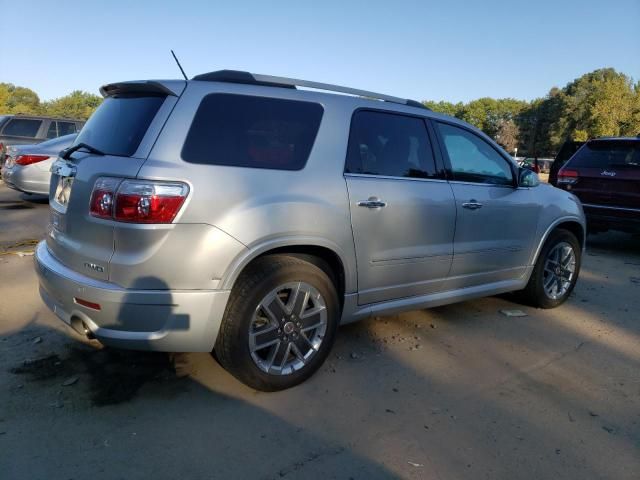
xmin=0 ymin=83 xmax=41 ymax=114
xmin=422 ymin=100 xmax=463 ymax=118
xmin=495 ymin=119 xmax=519 ymax=153
xmin=42 ymin=91 xmax=102 ymax=120
xmin=552 ymin=68 xmax=638 ymax=142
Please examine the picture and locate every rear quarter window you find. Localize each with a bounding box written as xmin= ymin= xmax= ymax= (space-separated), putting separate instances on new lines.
xmin=181 ymin=94 xmax=324 ymax=171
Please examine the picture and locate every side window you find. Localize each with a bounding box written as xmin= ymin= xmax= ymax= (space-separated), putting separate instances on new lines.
xmin=57 ymin=122 xmax=77 ymax=136
xmin=436 ymin=122 xmax=513 ymax=185
xmin=182 ymin=94 xmax=324 ymax=171
xmin=345 ymin=110 xmax=438 ymax=179
xmin=46 ymin=122 xmax=58 ymax=139
xmin=3 ymin=119 xmax=42 ymax=138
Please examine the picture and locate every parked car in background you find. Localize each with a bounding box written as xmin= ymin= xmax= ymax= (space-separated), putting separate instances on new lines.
xmin=521 ymin=158 xmax=553 ymax=174
xmin=2 ymin=134 xmax=77 ymax=195
xmin=0 ymin=115 xmax=84 ymax=169
xmin=549 ymin=140 xmax=586 ymax=186
xmin=557 ymin=136 xmax=640 ymax=233
xmin=35 ymin=70 xmax=585 ymax=391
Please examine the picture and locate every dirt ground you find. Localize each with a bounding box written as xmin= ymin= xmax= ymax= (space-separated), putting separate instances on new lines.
xmin=0 ymin=183 xmax=638 ymax=480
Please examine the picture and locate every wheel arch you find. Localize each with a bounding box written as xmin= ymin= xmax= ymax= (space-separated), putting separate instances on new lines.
xmin=220 ymin=237 xmax=355 ymax=307
xmin=530 ymin=217 xmax=586 ymax=266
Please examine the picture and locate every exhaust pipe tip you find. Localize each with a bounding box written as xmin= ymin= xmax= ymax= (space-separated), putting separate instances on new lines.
xmin=81 ymin=321 xmax=96 ymax=340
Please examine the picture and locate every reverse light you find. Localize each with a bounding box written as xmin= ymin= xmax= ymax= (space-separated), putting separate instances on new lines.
xmin=15 ymin=154 xmax=50 ymax=166
xmin=89 ymin=177 xmax=189 ymax=224
xmin=557 ymin=168 xmax=579 ymax=185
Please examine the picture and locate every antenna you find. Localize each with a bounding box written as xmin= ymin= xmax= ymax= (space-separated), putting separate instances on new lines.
xmin=171 ymin=50 xmax=188 ymax=80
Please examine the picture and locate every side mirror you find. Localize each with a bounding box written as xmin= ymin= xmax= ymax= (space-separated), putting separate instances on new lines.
xmin=519 ymin=167 xmax=540 ymax=187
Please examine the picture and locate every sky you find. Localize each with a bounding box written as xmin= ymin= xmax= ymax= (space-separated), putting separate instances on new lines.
xmin=1 ymin=0 xmax=639 ymax=103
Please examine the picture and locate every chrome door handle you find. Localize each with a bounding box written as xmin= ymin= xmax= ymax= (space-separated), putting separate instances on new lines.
xmin=462 ymin=200 xmax=483 ymax=210
xmin=357 ymin=197 xmax=387 ymax=209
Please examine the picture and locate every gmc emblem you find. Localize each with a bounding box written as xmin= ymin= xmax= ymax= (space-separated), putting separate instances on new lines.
xmin=84 ymin=262 xmax=105 ymax=273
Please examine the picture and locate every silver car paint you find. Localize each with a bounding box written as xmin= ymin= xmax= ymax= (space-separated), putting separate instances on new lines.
xmin=35 ymin=78 xmax=586 ymax=352
xmin=1 ymin=134 xmax=77 ymax=195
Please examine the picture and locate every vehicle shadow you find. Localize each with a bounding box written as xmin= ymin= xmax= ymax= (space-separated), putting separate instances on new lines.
xmin=3 ymin=276 xmax=398 ymax=479
xmin=4 ymin=243 xmax=640 ymax=479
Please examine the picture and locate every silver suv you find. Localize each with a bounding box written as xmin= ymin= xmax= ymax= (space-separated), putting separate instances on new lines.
xmin=35 ymin=70 xmax=585 ymax=390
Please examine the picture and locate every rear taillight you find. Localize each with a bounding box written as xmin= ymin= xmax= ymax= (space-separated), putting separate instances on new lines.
xmin=15 ymin=155 xmax=50 ymax=166
xmin=90 ymin=177 xmax=189 ymax=224
xmin=557 ymin=168 xmax=579 ymax=185
xmin=89 ymin=177 xmax=121 ymax=219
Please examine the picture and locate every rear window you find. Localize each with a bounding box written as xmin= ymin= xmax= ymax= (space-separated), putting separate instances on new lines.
xmin=570 ymin=141 xmax=640 ymax=169
xmin=181 ymin=94 xmax=324 ymax=170
xmin=3 ymin=118 xmax=42 ymax=137
xmin=73 ymin=95 xmax=165 ymax=157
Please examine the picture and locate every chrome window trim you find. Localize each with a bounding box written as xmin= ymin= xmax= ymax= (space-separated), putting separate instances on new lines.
xmin=343 ymin=173 xmax=448 ymax=184
xmin=447 ymin=180 xmax=516 ymax=189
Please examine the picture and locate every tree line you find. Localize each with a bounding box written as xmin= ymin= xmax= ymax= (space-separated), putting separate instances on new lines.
xmin=424 ymin=68 xmax=640 ymax=157
xmin=2 ymin=68 xmax=639 ymax=157
xmin=0 ymin=83 xmax=102 ymax=122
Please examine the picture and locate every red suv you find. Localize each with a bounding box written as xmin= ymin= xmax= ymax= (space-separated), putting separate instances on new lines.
xmin=557 ymin=137 xmax=640 ymax=233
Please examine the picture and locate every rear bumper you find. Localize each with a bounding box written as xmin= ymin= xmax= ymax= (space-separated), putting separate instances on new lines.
xmin=34 ymin=241 xmax=230 ymax=352
xmin=583 ymin=204 xmax=640 ymax=233
xmin=1 ymin=165 xmax=50 ymax=195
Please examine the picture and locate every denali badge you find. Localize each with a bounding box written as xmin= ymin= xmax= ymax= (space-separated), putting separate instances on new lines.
xmin=84 ymin=262 xmax=105 ymax=273
xmin=601 ymin=170 xmax=617 ymax=177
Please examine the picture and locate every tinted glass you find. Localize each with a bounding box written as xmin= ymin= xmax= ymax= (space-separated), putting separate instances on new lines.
xmin=57 ymin=122 xmax=77 ymax=136
xmin=182 ymin=94 xmax=323 ymax=170
xmin=46 ymin=122 xmax=58 ymax=139
xmin=437 ymin=122 xmax=513 ymax=185
xmin=3 ymin=119 xmax=42 ymax=137
xmin=345 ymin=111 xmax=437 ymax=178
xmin=74 ymin=95 xmax=165 ymax=157
xmin=569 ymin=141 xmax=640 ymax=169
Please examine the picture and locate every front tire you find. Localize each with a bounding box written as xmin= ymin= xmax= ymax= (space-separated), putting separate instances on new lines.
xmin=517 ymin=229 xmax=581 ymax=309
xmin=214 ymin=255 xmax=339 ymax=391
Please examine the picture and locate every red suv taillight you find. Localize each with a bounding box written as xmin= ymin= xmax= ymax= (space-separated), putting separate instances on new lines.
xmin=90 ymin=177 xmax=189 ymax=224
xmin=15 ymin=155 xmax=50 ymax=166
xmin=557 ymin=168 xmax=579 ymax=185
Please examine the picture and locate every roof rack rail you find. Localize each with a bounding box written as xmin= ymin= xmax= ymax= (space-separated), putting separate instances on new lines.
xmin=192 ymin=70 xmax=429 ymax=110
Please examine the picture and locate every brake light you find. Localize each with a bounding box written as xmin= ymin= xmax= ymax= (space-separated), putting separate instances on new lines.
xmin=557 ymin=168 xmax=579 ymax=185
xmin=89 ymin=177 xmax=121 ymax=219
xmin=15 ymin=155 xmax=50 ymax=166
xmin=89 ymin=177 xmax=189 ymax=224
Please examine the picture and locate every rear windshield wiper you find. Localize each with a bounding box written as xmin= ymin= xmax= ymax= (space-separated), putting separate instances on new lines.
xmin=60 ymin=142 xmax=105 ymax=160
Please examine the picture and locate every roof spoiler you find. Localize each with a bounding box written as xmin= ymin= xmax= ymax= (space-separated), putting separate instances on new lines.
xmin=99 ymin=80 xmax=180 ymax=98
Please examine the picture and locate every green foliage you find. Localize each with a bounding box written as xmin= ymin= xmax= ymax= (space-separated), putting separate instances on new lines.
xmin=0 ymin=83 xmax=101 ymax=120
xmin=42 ymin=91 xmax=103 ymax=120
xmin=0 ymin=83 xmax=41 ymax=114
xmin=423 ymin=68 xmax=640 ymax=156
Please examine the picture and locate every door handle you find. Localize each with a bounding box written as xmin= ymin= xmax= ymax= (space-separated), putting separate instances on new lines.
xmin=462 ymin=200 xmax=483 ymax=210
xmin=357 ymin=197 xmax=387 ymax=209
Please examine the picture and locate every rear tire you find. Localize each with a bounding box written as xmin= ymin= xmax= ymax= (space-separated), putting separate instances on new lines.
xmin=516 ymin=229 xmax=581 ymax=309
xmin=214 ymin=255 xmax=339 ymax=391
